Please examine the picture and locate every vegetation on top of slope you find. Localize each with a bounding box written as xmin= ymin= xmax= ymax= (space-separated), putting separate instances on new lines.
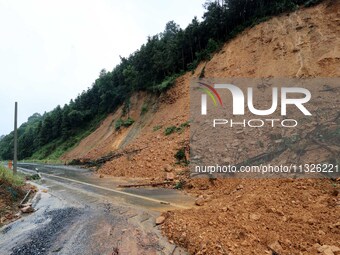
xmin=0 ymin=0 xmax=323 ymax=160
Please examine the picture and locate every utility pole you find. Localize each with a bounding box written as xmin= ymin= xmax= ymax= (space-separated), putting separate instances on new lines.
xmin=13 ymin=102 xmax=18 ymax=175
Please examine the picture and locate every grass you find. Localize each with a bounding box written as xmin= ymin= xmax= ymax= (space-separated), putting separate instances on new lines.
xmin=0 ymin=165 xmax=24 ymax=187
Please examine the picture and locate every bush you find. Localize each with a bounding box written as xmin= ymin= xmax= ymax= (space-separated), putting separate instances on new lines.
xmin=174 ymin=180 xmax=186 ymax=190
xmin=165 ymin=126 xmax=177 ymax=136
xmin=115 ymin=117 xmax=135 ymax=130
xmin=177 ymin=121 xmax=190 ymax=133
xmin=140 ymin=103 xmax=148 ymax=115
xmin=122 ymin=117 xmax=135 ymax=127
xmin=150 ymin=75 xmax=178 ymax=93
xmin=175 ymin=148 xmax=186 ymax=161
xmin=26 ymin=174 xmax=41 ymax=180
xmin=174 ymin=147 xmax=188 ymax=165
xmin=115 ymin=118 xmax=124 ymax=130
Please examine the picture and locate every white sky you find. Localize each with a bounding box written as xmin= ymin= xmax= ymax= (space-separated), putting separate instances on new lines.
xmin=0 ymin=0 xmax=205 ymax=136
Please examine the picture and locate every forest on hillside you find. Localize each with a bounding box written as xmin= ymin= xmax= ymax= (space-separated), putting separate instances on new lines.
xmin=0 ymin=0 xmax=321 ymax=160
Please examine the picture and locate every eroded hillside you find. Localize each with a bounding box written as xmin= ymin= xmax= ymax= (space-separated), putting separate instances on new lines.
xmin=64 ymin=0 xmax=339 ymax=179
xmin=62 ymin=2 xmax=340 ymax=254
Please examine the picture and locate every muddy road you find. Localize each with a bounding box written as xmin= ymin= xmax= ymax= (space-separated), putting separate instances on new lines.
xmin=0 ymin=163 xmax=193 ymax=255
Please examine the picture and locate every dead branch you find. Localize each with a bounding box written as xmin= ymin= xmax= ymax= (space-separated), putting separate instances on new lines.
xmin=19 ymin=189 xmax=31 ymax=206
xmin=118 ymin=181 xmax=172 ymax=188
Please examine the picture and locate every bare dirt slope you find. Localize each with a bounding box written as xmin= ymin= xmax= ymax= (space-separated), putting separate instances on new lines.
xmin=63 ymin=74 xmax=191 ymax=179
xmin=62 ymin=92 xmax=154 ymax=161
xmin=62 ymin=1 xmax=340 ymax=254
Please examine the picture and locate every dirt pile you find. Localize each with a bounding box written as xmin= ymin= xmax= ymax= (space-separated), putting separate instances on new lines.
xmin=162 ymin=178 xmax=340 ymax=255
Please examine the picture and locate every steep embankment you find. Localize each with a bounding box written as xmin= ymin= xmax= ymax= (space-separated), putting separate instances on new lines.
xmin=62 ymin=75 xmax=191 ymax=178
xmin=63 ymin=2 xmax=340 ymax=255
xmin=64 ymin=0 xmax=339 ymax=178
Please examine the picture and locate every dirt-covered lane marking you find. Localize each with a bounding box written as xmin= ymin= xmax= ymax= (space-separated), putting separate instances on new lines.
xmin=19 ymin=167 xmax=190 ymax=209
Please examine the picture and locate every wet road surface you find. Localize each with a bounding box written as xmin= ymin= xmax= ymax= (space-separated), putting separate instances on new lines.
xmin=0 ymin=163 xmax=193 ymax=255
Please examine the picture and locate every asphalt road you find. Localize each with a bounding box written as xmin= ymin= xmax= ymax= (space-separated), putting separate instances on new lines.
xmin=0 ymin=163 xmax=192 ymax=255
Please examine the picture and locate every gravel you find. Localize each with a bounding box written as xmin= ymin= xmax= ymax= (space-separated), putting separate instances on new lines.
xmin=11 ymin=207 xmax=81 ymax=255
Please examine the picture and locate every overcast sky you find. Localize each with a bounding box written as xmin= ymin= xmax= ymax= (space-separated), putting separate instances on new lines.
xmin=0 ymin=0 xmax=205 ymax=136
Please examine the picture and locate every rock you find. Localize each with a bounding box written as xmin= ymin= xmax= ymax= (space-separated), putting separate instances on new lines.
xmin=222 ymin=158 xmax=232 ymax=164
xmin=331 ymin=246 xmax=340 ymax=254
xmin=331 ymin=189 xmax=338 ymax=196
xmin=166 ymin=172 xmax=175 ymax=181
xmin=204 ymin=195 xmax=212 ymax=202
xmin=99 ymin=174 xmax=104 ymax=178
xmin=317 ymin=245 xmax=340 ymax=255
xmin=164 ymin=164 xmax=173 ymax=172
xmin=249 ymin=213 xmax=261 ymax=221
xmin=292 ymin=47 xmax=300 ymax=53
xmin=315 ymin=243 xmax=322 ymax=249
xmin=195 ymin=197 xmax=205 ymax=206
xmin=276 ymin=210 xmax=285 ymax=216
xmin=330 ymin=222 xmax=340 ymax=229
xmin=236 ymin=184 xmax=244 ymax=190
xmin=268 ymin=241 xmax=283 ymax=253
xmin=21 ymin=206 xmax=34 ymax=213
xmin=324 ymin=250 xmax=335 ymax=255
xmin=174 ymin=168 xmax=183 ymax=174
xmin=155 ymin=216 xmax=166 ymax=225
xmin=221 ymin=207 xmax=229 ymax=212
xmin=19 ymin=203 xmax=32 ymax=208
xmin=318 ymin=230 xmax=326 ymax=235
